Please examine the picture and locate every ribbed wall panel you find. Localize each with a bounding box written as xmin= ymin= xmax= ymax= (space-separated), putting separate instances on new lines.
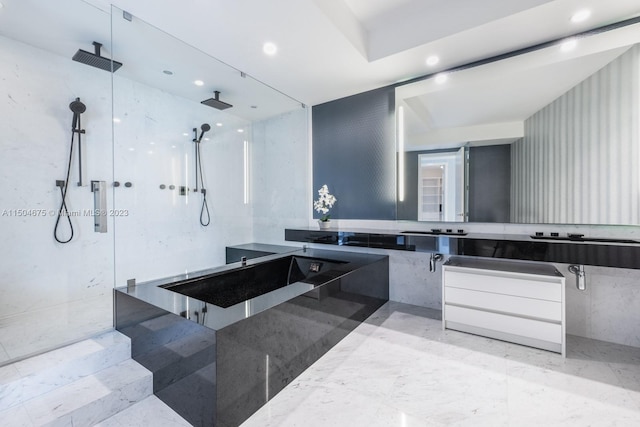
xmin=511 ymin=45 xmax=640 ymax=224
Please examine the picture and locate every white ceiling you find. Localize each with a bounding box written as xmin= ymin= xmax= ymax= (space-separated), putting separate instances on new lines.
xmin=99 ymin=0 xmax=640 ymax=106
xmin=1 ymin=0 xmax=639 ymax=111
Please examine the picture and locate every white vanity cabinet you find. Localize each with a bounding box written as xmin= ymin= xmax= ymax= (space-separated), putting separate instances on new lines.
xmin=442 ymin=257 xmax=566 ymax=356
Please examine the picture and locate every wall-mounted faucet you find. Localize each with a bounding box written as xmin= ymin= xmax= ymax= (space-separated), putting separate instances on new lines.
xmin=568 ymin=264 xmax=586 ymax=290
xmin=429 ymin=253 xmax=444 ymax=272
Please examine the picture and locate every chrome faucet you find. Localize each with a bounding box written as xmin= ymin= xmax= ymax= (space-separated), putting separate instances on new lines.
xmin=429 ymin=253 xmax=443 ymax=272
xmin=568 ymin=264 xmax=586 ymax=290
xmin=241 ymin=256 xmax=247 ymax=267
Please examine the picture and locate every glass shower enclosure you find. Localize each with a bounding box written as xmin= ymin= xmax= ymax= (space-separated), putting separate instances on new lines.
xmin=0 ymin=0 xmax=307 ymax=365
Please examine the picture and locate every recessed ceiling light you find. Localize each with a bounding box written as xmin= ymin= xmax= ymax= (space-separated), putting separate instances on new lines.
xmin=434 ymin=73 xmax=448 ymax=84
xmin=113 ymin=117 xmax=121 ymax=123
xmin=216 ymin=123 xmax=223 ymax=127
xmin=194 ymin=80 xmax=204 ymax=86
xmin=571 ymin=9 xmax=591 ymax=23
xmin=238 ymin=129 xmax=244 ymax=133
xmin=263 ymin=42 xmax=278 ymax=56
xmin=561 ymin=38 xmax=577 ymax=52
xmin=163 ymin=70 xmax=173 ymax=75
xmin=426 ymin=55 xmax=439 ymax=66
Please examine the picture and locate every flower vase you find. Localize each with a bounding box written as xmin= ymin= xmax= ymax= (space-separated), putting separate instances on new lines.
xmin=318 ymin=220 xmax=331 ymax=230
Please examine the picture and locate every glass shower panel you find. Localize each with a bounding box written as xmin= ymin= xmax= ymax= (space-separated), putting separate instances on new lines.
xmin=0 ymin=0 xmax=115 ymax=364
xmin=110 ymin=7 xmax=304 ymax=287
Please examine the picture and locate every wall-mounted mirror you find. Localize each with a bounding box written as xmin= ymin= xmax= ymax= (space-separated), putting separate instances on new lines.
xmin=396 ymin=21 xmax=640 ymax=225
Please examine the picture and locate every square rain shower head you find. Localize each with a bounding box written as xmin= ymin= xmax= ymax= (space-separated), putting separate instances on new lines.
xmin=201 ymin=91 xmax=233 ymax=110
xmin=72 ymin=42 xmax=123 ymax=73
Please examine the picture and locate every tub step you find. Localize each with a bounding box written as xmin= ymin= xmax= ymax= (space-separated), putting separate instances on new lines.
xmin=0 ymin=330 xmax=131 ymax=412
xmin=135 ymin=328 xmax=216 ymax=391
xmin=2 ymin=358 xmax=152 ymax=426
xmin=120 ymin=313 xmax=206 ymax=358
xmin=94 ymin=395 xmax=191 ymax=426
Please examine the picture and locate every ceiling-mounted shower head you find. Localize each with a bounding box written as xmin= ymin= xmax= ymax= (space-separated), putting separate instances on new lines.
xmin=72 ymin=41 xmax=123 ymax=73
xmin=201 ymin=91 xmax=233 ymax=110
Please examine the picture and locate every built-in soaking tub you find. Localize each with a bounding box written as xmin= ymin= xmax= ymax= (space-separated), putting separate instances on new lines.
xmin=160 ymin=255 xmax=348 ymax=309
xmin=115 ymin=248 xmax=389 ymax=427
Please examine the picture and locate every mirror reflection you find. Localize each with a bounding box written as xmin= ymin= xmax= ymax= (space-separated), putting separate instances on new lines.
xmin=396 ymin=23 xmax=640 ymax=225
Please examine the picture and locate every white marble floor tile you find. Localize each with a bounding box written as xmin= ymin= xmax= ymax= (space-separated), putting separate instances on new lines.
xmin=95 ymin=396 xmax=191 ymax=427
xmin=242 ymin=302 xmax=640 ymax=427
xmin=0 ymin=343 xmax=10 ymax=365
xmin=0 ymin=404 xmax=34 ymax=427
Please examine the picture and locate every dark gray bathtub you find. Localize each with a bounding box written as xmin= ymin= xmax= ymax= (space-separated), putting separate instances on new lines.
xmin=160 ymin=255 xmax=348 ymax=308
xmin=115 ymin=248 xmax=389 ymax=427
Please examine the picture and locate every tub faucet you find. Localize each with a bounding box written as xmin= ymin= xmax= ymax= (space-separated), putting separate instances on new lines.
xmin=429 ymin=253 xmax=443 ymax=272
xmin=241 ymin=256 xmax=247 ymax=267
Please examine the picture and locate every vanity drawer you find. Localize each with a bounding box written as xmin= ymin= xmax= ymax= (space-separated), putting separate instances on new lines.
xmin=445 ymin=305 xmax=562 ymax=344
xmin=444 ymin=269 xmax=562 ymax=302
xmin=444 ymin=287 xmax=562 ymax=322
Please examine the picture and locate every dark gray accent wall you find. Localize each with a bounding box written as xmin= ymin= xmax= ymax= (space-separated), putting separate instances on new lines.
xmin=312 ymin=86 xmax=396 ymax=220
xmin=468 ymin=144 xmax=511 ymax=222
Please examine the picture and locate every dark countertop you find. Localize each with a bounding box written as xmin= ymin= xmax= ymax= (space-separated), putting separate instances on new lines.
xmin=115 ymin=248 xmax=387 ymax=330
xmin=285 ymin=228 xmax=640 ymax=270
xmin=226 ymin=243 xmax=301 ymax=253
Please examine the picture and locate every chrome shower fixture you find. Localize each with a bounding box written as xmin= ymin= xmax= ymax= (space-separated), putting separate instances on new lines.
xmin=568 ymin=264 xmax=586 ymax=290
xmin=429 ymin=253 xmax=444 ymax=272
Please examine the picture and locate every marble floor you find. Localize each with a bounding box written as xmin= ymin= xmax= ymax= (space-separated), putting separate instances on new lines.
xmin=240 ymin=302 xmax=640 ymax=427
xmin=96 ymin=396 xmax=191 ymax=427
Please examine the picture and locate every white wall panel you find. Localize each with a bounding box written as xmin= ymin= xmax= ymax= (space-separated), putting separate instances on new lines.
xmin=511 ymin=45 xmax=640 ymax=224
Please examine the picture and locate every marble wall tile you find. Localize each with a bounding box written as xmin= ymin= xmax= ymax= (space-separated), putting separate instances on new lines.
xmin=0 ymin=295 xmax=113 ymax=361
xmin=112 ymin=77 xmax=253 ymax=286
xmin=0 ymin=33 xmax=115 ymax=363
xmin=251 ymin=109 xmax=310 ymax=246
xmin=387 ymin=251 xmax=442 ymax=310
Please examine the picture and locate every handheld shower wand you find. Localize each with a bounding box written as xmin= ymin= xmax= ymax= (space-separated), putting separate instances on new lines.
xmin=54 ymin=97 xmax=86 ymax=243
xmin=69 ymin=98 xmax=86 ymax=132
xmin=192 ymin=123 xmax=211 ymax=226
